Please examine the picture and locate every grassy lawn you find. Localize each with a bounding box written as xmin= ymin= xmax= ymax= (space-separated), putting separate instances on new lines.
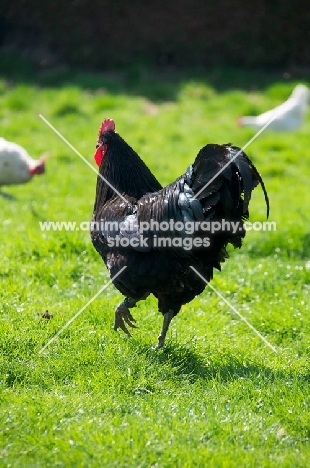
xmin=0 ymin=59 xmax=310 ymax=467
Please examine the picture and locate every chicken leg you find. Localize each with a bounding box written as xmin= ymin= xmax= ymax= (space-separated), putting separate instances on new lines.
xmin=156 ymin=310 xmax=175 ymax=348
xmin=114 ymin=294 xmax=149 ymax=336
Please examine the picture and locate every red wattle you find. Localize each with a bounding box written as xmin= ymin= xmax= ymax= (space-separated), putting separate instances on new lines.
xmin=94 ymin=146 xmax=103 ymax=166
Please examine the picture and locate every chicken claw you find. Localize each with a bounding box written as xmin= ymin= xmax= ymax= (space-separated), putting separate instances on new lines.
xmin=114 ymin=303 xmax=138 ymax=336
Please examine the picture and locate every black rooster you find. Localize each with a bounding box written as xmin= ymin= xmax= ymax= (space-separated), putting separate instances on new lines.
xmin=91 ymin=119 xmax=269 ymax=347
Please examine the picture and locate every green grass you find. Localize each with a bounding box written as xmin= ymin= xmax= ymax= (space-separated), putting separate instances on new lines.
xmin=0 ymin=62 xmax=310 ymax=467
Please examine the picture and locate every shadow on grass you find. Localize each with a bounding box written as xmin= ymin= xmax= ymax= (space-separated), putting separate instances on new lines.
xmin=134 ymin=341 xmax=310 ymax=385
xmin=1 ymin=52 xmax=310 ymax=103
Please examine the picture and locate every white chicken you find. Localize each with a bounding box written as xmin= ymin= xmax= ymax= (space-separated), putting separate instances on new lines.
xmin=0 ymin=138 xmax=45 ymax=187
xmin=237 ymin=84 xmax=309 ymax=131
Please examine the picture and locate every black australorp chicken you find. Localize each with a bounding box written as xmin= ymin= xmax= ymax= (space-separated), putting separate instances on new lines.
xmin=91 ymin=119 xmax=269 ymax=348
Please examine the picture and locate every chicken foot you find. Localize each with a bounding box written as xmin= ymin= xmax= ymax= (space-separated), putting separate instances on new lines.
xmin=156 ymin=310 xmax=175 ymax=349
xmin=113 ymin=294 xmax=149 ymax=336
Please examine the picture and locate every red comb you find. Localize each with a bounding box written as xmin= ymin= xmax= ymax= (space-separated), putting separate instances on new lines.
xmin=98 ymin=118 xmax=115 ymax=137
